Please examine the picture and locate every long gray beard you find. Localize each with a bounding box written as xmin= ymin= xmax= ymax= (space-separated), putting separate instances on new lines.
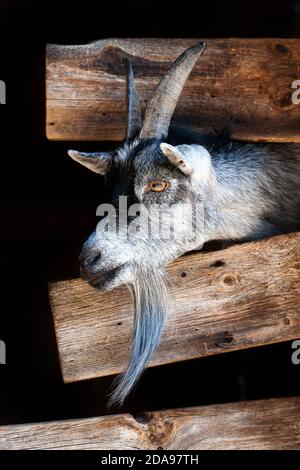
xmin=108 ymin=269 xmax=168 ymax=407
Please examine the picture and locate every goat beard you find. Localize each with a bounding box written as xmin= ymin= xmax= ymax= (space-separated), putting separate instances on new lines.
xmin=108 ymin=268 xmax=168 ymax=407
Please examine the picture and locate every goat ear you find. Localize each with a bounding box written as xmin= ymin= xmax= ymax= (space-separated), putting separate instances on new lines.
xmin=67 ymin=150 xmax=112 ymax=175
xmin=160 ymin=143 xmax=212 ymax=182
xmin=159 ymin=143 xmax=192 ymax=176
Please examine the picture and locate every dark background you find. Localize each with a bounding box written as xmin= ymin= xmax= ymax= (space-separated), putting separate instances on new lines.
xmin=0 ymin=0 xmax=299 ymax=425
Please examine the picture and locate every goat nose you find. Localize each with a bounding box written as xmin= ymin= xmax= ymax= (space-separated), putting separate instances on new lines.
xmin=80 ymin=249 xmax=102 ymax=270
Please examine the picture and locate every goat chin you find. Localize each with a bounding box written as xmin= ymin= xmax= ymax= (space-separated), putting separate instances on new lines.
xmin=107 ymin=269 xmax=168 ymax=407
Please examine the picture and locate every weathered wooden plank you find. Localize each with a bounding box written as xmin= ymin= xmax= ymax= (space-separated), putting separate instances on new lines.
xmin=0 ymin=397 xmax=299 ymax=449
xmin=49 ymin=232 xmax=300 ymax=383
xmin=46 ymin=38 xmax=300 ymax=142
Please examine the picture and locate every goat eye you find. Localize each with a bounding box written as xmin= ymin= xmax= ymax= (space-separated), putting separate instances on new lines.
xmin=146 ymin=180 xmax=170 ymax=192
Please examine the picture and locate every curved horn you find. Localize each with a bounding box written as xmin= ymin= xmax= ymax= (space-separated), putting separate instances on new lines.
xmin=139 ymin=41 xmax=206 ymax=140
xmin=126 ymin=59 xmax=142 ymax=138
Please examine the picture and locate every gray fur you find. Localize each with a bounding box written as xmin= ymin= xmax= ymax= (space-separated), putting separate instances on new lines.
xmin=69 ymin=45 xmax=300 ymax=406
xmin=77 ymin=132 xmax=300 ymax=406
xmin=108 ymin=269 xmax=168 ymax=406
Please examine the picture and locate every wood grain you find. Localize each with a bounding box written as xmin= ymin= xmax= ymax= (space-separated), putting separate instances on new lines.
xmin=46 ymin=38 xmax=300 ymax=142
xmin=49 ymin=232 xmax=300 ymax=383
xmin=0 ymin=396 xmax=299 ymax=449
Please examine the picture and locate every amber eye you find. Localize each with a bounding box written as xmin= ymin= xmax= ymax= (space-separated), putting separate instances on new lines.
xmin=146 ymin=180 xmax=170 ymax=192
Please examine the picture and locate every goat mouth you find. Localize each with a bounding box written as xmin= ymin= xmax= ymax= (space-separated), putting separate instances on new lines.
xmin=81 ymin=265 xmax=124 ymax=289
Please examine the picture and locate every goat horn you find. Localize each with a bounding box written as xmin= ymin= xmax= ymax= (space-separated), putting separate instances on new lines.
xmin=126 ymin=59 xmax=142 ymax=138
xmin=139 ymin=41 xmax=206 ymax=140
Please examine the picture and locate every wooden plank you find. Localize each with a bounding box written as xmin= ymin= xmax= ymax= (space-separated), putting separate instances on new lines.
xmin=46 ymin=38 xmax=300 ymax=142
xmin=0 ymin=397 xmax=299 ymax=449
xmin=49 ymin=232 xmax=300 ymax=384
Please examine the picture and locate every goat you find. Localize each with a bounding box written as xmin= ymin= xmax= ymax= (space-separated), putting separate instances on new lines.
xmin=68 ymin=41 xmax=300 ymax=406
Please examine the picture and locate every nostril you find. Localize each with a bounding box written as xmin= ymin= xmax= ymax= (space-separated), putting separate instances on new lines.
xmin=91 ymin=253 xmax=101 ymax=266
xmin=83 ymin=252 xmax=102 ymax=270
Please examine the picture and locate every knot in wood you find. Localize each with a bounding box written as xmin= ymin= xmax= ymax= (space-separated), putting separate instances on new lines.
xmin=147 ymin=416 xmax=174 ymax=448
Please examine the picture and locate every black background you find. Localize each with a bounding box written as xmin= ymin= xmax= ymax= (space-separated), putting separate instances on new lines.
xmin=0 ymin=0 xmax=299 ymax=425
